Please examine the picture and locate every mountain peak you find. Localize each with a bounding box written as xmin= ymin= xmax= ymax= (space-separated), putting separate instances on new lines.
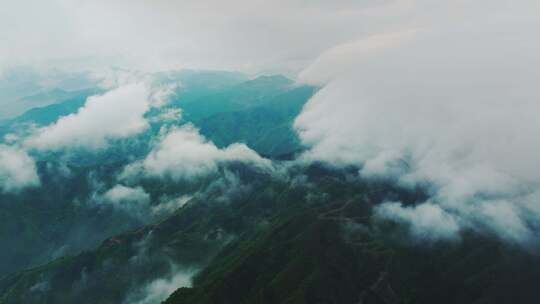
xmin=250 ymin=74 xmax=292 ymax=83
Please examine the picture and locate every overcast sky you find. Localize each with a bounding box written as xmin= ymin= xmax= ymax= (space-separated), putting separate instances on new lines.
xmin=0 ymin=0 xmax=430 ymax=74
xmin=2 ymin=0 xmax=536 ymax=75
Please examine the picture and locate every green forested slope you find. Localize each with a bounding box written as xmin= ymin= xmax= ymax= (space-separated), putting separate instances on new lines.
xmin=197 ymin=85 xmax=316 ymax=156
xmin=3 ymin=164 xmax=539 ymax=304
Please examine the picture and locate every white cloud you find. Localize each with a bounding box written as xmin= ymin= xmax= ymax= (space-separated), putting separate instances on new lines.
xmin=103 ymin=184 xmax=150 ymax=204
xmin=0 ymin=144 xmax=40 ymax=192
xmin=295 ymin=0 xmax=540 ymax=244
xmin=122 ymin=125 xmax=271 ymax=181
xmin=298 ymin=29 xmax=419 ymax=85
xmin=101 ymin=184 xmax=151 ymax=214
xmin=375 ymin=202 xmax=460 ymax=242
xmin=124 ymin=268 xmax=195 ymax=304
xmin=25 ymin=81 xmax=171 ymax=150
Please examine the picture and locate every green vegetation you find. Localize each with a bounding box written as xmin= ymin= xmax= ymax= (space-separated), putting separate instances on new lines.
xmin=2 ymin=163 xmax=538 ymax=303
xmin=198 ymin=85 xmax=316 ymax=156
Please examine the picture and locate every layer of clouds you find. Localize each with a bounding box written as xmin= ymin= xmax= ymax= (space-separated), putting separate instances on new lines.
xmin=0 ymin=144 xmax=40 ymax=192
xmin=122 ymin=125 xmax=271 ymax=181
xmin=102 ymin=185 xmax=151 ymax=211
xmin=25 ymin=81 xmax=173 ymax=151
xmin=295 ymin=0 xmax=540 ymax=245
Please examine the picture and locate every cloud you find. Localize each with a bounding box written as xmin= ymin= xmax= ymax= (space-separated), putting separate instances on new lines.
xmin=124 ymin=268 xmax=196 ymax=304
xmin=295 ymin=1 xmax=540 ymax=244
xmin=122 ymin=124 xmax=271 ymax=181
xmin=0 ymin=144 xmax=40 ymax=192
xmin=298 ymin=29 xmax=419 ymax=85
xmin=25 ymin=81 xmax=171 ymax=151
xmin=103 ymin=185 xmax=150 ymax=207
xmin=96 ymin=184 xmax=152 ymax=219
xmin=375 ymin=202 xmax=460 ymax=242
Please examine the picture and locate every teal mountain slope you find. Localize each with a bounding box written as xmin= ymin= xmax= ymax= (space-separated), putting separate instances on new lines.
xmin=173 ymin=75 xmax=296 ymax=122
xmin=197 ymin=85 xmax=316 ymax=156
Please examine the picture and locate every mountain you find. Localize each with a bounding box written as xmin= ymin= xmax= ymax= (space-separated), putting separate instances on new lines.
xmin=0 ymin=88 xmax=102 ymax=139
xmin=1 ymin=73 xmax=314 ymax=158
xmin=2 ymin=164 xmax=539 ymax=304
xmin=0 ymin=160 xmax=145 ymax=275
xmin=197 ymin=85 xmax=316 ymax=156
xmin=167 ymin=207 xmax=540 ymax=304
xmin=17 ymin=88 xmax=72 ymax=110
xmin=0 ymin=67 xmax=97 ymax=120
xmin=3 ymin=70 xmax=537 ymax=304
xmin=0 ymin=163 xmax=280 ymax=304
xmin=171 ymin=74 xmax=316 ymax=156
xmin=5 ymin=89 xmax=101 ymax=126
xmin=174 ymin=75 xmax=296 ymax=122
xmin=0 ymin=73 xmax=314 ymax=276
xmin=153 ymin=70 xmax=248 ymax=90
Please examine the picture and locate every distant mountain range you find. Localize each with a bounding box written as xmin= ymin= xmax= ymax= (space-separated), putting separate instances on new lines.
xmin=0 ymin=71 xmax=316 ymax=277
xmin=1 ymin=72 xmax=314 ymax=157
xmin=2 ymin=163 xmax=538 ymax=304
xmin=1 ymin=71 xmax=539 ymax=304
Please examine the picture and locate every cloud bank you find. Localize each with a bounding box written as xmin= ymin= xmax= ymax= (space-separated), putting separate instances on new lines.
xmin=295 ymin=1 xmax=540 ymax=245
xmin=25 ymin=81 xmax=173 ymax=151
xmin=123 ymin=125 xmax=271 ymax=181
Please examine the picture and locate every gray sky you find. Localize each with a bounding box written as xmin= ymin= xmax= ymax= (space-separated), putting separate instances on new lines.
xmin=2 ymin=0 xmax=537 ymax=75
xmin=0 ymin=0 xmax=391 ymax=74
